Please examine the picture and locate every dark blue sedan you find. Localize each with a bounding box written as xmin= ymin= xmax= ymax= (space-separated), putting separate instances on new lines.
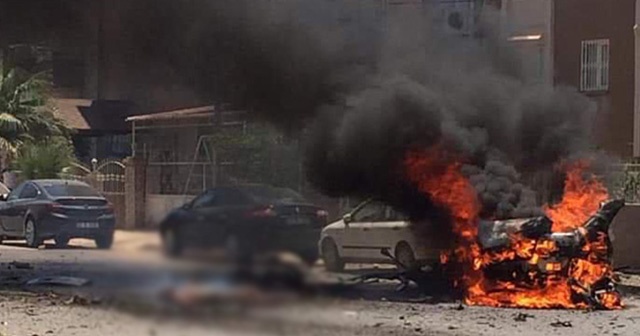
xmin=160 ymin=185 xmax=328 ymax=263
xmin=0 ymin=180 xmax=116 ymax=249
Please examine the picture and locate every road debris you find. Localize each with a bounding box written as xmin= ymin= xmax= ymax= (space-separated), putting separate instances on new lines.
xmin=8 ymin=261 xmax=33 ymax=270
xmin=63 ymin=295 xmax=102 ymax=306
xmin=25 ymin=276 xmax=91 ymax=287
xmin=513 ymin=312 xmax=535 ymax=322
xmin=550 ymin=320 xmax=573 ymax=328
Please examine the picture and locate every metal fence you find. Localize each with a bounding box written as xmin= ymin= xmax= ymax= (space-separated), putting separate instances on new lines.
xmin=59 ymin=160 xmax=126 ymax=227
xmin=605 ymin=164 xmax=640 ymax=203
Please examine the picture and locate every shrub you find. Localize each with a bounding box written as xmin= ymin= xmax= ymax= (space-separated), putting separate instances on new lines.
xmin=15 ymin=138 xmax=75 ymax=180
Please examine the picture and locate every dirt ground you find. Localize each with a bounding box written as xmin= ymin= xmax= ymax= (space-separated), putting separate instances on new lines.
xmin=0 ymin=232 xmax=639 ymax=336
xmin=1 ymin=287 xmax=639 ymax=336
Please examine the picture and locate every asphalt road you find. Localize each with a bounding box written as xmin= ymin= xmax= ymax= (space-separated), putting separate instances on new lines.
xmin=0 ymin=235 xmax=638 ymax=335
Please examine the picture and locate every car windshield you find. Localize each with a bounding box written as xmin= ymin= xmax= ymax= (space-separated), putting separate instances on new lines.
xmin=243 ymin=186 xmax=305 ymax=204
xmin=43 ymin=184 xmax=101 ymax=198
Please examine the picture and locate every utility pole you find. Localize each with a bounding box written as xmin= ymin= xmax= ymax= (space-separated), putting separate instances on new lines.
xmin=96 ymin=0 xmax=106 ymax=99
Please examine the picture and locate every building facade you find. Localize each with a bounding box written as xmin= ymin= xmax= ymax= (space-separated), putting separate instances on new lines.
xmin=492 ymin=0 xmax=637 ymax=158
xmin=554 ymin=0 xmax=636 ymax=158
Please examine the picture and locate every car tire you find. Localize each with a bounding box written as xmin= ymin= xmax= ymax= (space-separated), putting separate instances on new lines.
xmin=95 ymin=233 xmax=114 ymax=250
xmin=321 ymin=238 xmax=344 ymax=272
xmin=25 ymin=218 xmax=42 ymax=248
xmin=54 ymin=236 xmax=70 ymax=249
xmin=395 ymin=242 xmax=417 ymax=270
xmin=162 ymin=227 xmax=184 ymax=257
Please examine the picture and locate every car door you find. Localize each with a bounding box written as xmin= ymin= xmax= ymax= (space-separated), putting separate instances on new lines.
xmin=3 ymin=182 xmax=39 ymax=236
xmin=0 ymin=183 xmax=25 ymax=234
xmin=342 ymin=201 xmax=386 ymax=261
xmin=364 ymin=206 xmax=410 ymax=259
xmin=8 ymin=183 xmax=39 ymax=234
xmin=192 ymin=188 xmax=242 ymax=247
xmin=184 ymin=190 xmax=218 ymax=247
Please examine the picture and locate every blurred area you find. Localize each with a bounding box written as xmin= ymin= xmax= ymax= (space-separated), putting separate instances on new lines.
xmin=3 ymin=0 xmax=640 ymax=335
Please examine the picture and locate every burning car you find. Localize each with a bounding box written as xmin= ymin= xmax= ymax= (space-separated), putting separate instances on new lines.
xmin=403 ymin=147 xmax=623 ymax=310
xmin=468 ymin=199 xmax=624 ymax=310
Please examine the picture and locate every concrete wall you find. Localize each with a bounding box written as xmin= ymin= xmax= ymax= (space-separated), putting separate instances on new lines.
xmin=145 ymin=194 xmax=194 ymax=228
xmin=103 ymin=192 xmax=126 ymax=229
xmin=611 ymin=204 xmax=640 ymax=269
xmin=124 ymin=157 xmax=146 ymax=230
xmin=554 ymin=0 xmax=636 ymax=157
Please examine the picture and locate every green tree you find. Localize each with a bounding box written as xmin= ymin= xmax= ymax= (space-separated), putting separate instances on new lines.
xmin=0 ymin=67 xmax=67 ymax=162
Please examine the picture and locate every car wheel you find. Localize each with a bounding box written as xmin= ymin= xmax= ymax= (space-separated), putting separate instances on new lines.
xmin=395 ymin=242 xmax=417 ymax=270
xmin=25 ymin=218 xmax=41 ymax=248
xmin=321 ymin=238 xmax=344 ymax=272
xmin=95 ymin=233 xmax=114 ymax=250
xmin=54 ymin=236 xmax=70 ymax=249
xmin=162 ymin=227 xmax=184 ymax=257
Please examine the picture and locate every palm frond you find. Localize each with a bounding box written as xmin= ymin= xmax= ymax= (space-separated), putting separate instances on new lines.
xmin=0 ymin=136 xmax=19 ymax=159
xmin=0 ymin=112 xmax=23 ymax=131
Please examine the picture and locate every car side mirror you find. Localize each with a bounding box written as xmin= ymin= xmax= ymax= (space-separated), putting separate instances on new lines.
xmin=343 ymin=213 xmax=353 ymax=225
xmin=0 ymin=194 xmax=7 ymax=202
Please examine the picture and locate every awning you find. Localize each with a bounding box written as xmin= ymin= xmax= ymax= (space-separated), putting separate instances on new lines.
xmin=508 ymin=34 xmax=543 ymax=42
xmin=126 ymin=105 xmax=216 ymax=122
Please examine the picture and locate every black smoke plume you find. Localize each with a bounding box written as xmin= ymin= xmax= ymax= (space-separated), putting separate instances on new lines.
xmin=124 ymin=0 xmax=599 ymax=220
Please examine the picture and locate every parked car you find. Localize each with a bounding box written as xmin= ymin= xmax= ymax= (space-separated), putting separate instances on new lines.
xmin=0 ymin=180 xmax=115 ymax=249
xmin=160 ymin=185 xmax=329 ymax=263
xmin=319 ymin=199 xmax=448 ymax=272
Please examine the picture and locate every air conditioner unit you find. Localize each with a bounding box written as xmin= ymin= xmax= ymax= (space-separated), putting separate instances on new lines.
xmin=439 ymin=1 xmax=476 ymax=36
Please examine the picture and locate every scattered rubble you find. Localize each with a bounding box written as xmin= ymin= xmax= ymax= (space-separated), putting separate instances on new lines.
xmin=8 ymin=261 xmax=33 ymax=270
xmin=550 ymin=320 xmax=573 ymax=328
xmin=513 ymin=313 xmax=535 ymax=322
xmin=25 ymin=276 xmax=91 ymax=287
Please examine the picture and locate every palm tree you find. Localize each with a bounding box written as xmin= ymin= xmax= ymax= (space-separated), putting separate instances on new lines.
xmin=0 ymin=67 xmax=67 ymax=165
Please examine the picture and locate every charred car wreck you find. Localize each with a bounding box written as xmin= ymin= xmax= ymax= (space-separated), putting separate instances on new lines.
xmin=474 ymin=199 xmax=624 ymax=309
xmin=356 ymin=199 xmax=625 ymax=310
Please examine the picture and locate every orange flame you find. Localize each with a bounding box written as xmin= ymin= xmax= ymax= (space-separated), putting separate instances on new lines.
xmin=404 ymin=147 xmax=620 ymax=310
xmin=545 ymin=161 xmax=609 ymax=232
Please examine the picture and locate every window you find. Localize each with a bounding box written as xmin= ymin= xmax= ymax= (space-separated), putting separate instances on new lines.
xmin=580 ymin=39 xmax=610 ymax=92
xmin=352 ymin=201 xmax=386 ymax=222
xmin=19 ymin=184 xmax=39 ymax=199
xmin=243 ymin=186 xmax=306 ymax=204
xmin=7 ymin=183 xmax=26 ymax=201
xmin=110 ymin=135 xmax=131 ymax=155
xmin=384 ymin=206 xmax=409 ymax=221
xmin=43 ymin=184 xmax=100 ymax=198
xmin=191 ymin=191 xmax=216 ymax=209
xmin=217 ymin=189 xmax=249 ymax=206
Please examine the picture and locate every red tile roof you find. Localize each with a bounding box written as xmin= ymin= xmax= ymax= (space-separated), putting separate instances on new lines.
xmin=52 ymin=99 xmax=136 ymax=132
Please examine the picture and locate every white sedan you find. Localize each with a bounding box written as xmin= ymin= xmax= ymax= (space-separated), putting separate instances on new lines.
xmin=319 ymin=200 xmax=447 ymax=272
